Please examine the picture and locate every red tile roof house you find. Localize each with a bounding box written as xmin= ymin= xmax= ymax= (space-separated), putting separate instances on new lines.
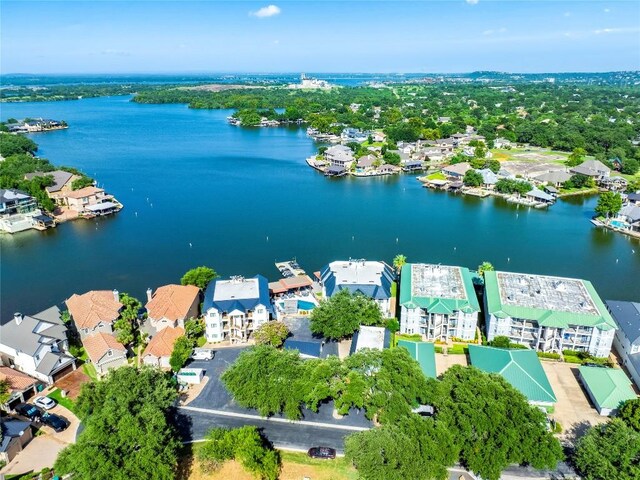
xmin=0 ymin=366 xmax=39 ymax=409
xmin=145 ymin=284 xmax=200 ymax=332
xmin=66 ymin=290 xmax=128 ymax=376
xmin=142 ymin=327 xmax=185 ymax=369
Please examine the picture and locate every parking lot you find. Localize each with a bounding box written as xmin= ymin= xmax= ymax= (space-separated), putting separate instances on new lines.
xmin=176 ymin=347 xmax=372 ymax=452
xmin=540 ymin=362 xmax=607 ymax=442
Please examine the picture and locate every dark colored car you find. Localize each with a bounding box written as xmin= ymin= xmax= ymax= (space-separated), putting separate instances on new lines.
xmin=41 ymin=412 xmax=68 ymax=432
xmin=308 ymin=447 xmax=337 ymax=459
xmin=15 ymin=403 xmax=42 ymax=420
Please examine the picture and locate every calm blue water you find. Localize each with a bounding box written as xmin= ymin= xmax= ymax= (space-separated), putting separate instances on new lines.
xmin=1 ymin=96 xmax=639 ymax=320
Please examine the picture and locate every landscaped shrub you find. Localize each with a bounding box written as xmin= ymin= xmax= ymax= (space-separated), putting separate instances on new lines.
xmin=537 ymin=352 xmax=561 ymax=360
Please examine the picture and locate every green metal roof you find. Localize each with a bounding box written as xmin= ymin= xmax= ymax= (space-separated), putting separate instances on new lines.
xmin=484 ymin=271 xmax=617 ymax=331
xmin=397 ymin=340 xmax=437 ymax=378
xmin=578 ymin=366 xmax=637 ymax=411
xmin=468 ymin=345 xmax=557 ymax=404
xmin=399 ymin=264 xmax=480 ymax=314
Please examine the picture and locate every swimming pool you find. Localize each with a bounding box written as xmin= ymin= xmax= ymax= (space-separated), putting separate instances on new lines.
xmin=610 ymin=219 xmax=629 ymax=229
xmin=297 ymin=300 xmax=316 ymax=311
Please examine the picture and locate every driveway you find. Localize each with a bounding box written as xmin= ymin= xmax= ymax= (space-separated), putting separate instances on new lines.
xmin=541 ymin=361 xmax=607 ymax=442
xmin=177 ymin=347 xmax=372 ymax=451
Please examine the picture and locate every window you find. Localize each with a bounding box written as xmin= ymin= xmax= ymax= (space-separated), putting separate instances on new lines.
xmin=108 ymin=350 xmax=112 ymax=356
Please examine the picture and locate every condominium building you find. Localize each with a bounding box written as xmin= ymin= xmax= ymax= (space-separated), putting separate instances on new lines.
xmin=319 ymin=260 xmax=395 ymax=317
xmin=203 ymin=275 xmax=273 ymax=343
xmin=484 ymin=271 xmax=616 ymax=358
xmin=399 ymin=263 xmax=480 ymax=341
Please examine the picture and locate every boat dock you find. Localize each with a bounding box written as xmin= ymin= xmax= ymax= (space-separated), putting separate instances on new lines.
xmin=275 ymin=259 xmax=306 ymax=278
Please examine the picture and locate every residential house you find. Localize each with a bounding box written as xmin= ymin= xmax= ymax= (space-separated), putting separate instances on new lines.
xmin=324 ymin=145 xmax=355 ymax=170
xmin=66 ymin=290 xmax=123 ymax=339
xmin=570 ymin=160 xmax=611 ymax=181
xmin=615 ymin=204 xmax=640 ymax=233
xmin=145 ymin=284 xmax=200 ymax=332
xmin=468 ymin=345 xmax=557 ymax=407
xmin=0 ymin=188 xmax=44 ymax=233
xmin=24 ymin=170 xmax=78 ymax=204
xmin=437 ymin=116 xmax=451 ymax=123
xmin=203 ymin=275 xmax=274 ymax=343
xmin=62 ymin=186 xmax=121 ymax=216
xmin=142 ymin=327 xmax=185 ymax=369
xmin=627 ymin=193 xmax=640 ymax=205
xmin=434 ymin=138 xmax=455 ymax=154
xmin=607 ymin=300 xmax=640 ymax=389
xmin=494 ymin=137 xmax=513 ymax=149
xmin=476 ymin=168 xmax=498 ymax=188
xmin=442 ymin=162 xmax=471 ymax=179
xmin=0 ymin=306 xmax=76 ymax=384
xmin=484 ymin=271 xmax=616 ymax=358
xmin=0 ymin=367 xmax=39 ymax=409
xmin=82 ymin=332 xmax=127 ymax=376
xmin=399 ymin=263 xmax=480 ymax=342
xmin=533 ymin=171 xmax=573 ymax=187
xmin=0 ymin=419 xmax=33 ymax=464
xmin=356 ymin=155 xmax=377 ymax=170
xmin=578 ymin=366 xmax=637 ymax=416
xmin=372 ymin=131 xmax=386 ymax=142
xmin=350 ymin=326 xmax=390 ymax=354
xmin=319 ymin=260 xmax=395 ymax=317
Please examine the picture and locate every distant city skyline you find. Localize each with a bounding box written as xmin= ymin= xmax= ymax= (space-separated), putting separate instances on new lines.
xmin=2 ymin=1 xmax=639 ymax=74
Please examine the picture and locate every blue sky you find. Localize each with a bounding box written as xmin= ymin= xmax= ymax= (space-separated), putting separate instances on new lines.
xmin=2 ymin=1 xmax=639 ymax=73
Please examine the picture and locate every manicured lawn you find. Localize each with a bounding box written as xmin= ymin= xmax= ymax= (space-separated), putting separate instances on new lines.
xmin=81 ymin=362 xmax=98 ymax=382
xmin=47 ymin=388 xmax=76 ymax=413
xmin=426 ymin=171 xmax=447 ymax=181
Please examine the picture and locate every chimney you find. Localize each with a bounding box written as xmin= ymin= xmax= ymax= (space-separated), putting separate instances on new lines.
xmin=14 ymin=312 xmax=23 ymax=325
xmin=113 ymin=289 xmax=119 ymax=302
xmin=146 ymin=288 xmax=153 ymax=303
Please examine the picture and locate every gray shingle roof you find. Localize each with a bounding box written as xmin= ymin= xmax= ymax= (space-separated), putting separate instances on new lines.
xmin=24 ymin=170 xmax=74 ymax=193
xmin=0 ymin=307 xmax=66 ymax=356
xmin=607 ymin=300 xmax=640 ymax=344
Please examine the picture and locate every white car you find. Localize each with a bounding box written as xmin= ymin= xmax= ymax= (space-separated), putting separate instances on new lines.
xmin=191 ymin=349 xmax=214 ymax=361
xmin=34 ymin=396 xmax=57 ymax=410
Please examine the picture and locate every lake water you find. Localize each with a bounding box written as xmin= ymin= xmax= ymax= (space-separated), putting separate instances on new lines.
xmin=1 ymin=96 xmax=638 ymax=320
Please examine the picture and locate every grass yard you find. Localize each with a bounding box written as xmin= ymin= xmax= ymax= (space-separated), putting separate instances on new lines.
xmin=47 ymin=388 xmax=76 ymax=413
xmin=426 ymin=171 xmax=447 ymax=181
xmin=179 ymin=447 xmax=357 ymax=480
xmin=81 ymin=362 xmax=98 ymax=381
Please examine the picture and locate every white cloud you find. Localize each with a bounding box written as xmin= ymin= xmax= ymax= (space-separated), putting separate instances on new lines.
xmin=594 ymin=27 xmax=639 ymax=34
xmin=604 ymin=8 xmax=610 ymax=13
xmin=483 ymin=29 xmax=494 ymax=36
xmin=250 ymin=5 xmax=281 ymax=18
xmin=465 ymin=0 xmax=479 ymax=5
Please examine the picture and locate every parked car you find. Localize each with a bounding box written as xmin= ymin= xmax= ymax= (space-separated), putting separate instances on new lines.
xmin=41 ymin=412 xmax=68 ymax=432
xmin=191 ymin=349 xmax=214 ymax=361
xmin=307 ymin=447 xmax=337 ymax=459
xmin=34 ymin=396 xmax=57 ymax=410
xmin=15 ymin=403 xmax=42 ymax=420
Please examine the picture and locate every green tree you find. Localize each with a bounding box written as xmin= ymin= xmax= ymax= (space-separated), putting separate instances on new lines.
xmin=0 ymin=132 xmax=38 ymax=157
xmin=55 ymin=367 xmax=180 ymax=480
xmin=477 ymin=261 xmax=494 ymax=277
xmin=346 ymin=416 xmax=457 ymax=480
xmin=463 ymin=169 xmax=484 ymax=187
xmin=573 ymin=419 xmax=640 ymax=480
xmin=253 ymin=321 xmax=290 ymax=347
xmin=617 ymin=398 xmax=640 ymax=432
xmin=487 ymin=158 xmax=501 ymax=174
xmin=113 ymin=293 xmax=141 ymax=346
xmin=488 ymin=336 xmax=511 ymax=348
xmin=184 ymin=317 xmax=205 ymax=341
xmin=474 ymin=142 xmax=488 ymax=159
xmin=595 ymin=192 xmax=623 ymax=218
xmin=392 ymin=254 xmax=407 ymax=273
xmin=566 ymin=147 xmax=587 ymax=167
xmin=71 ymin=176 xmax=94 ymax=190
xmin=427 ymin=366 xmax=563 ymax=480
xmin=310 ymin=289 xmax=383 ymax=340
xmin=169 ymin=335 xmax=193 ymax=372
xmin=0 ymin=379 xmax=10 ymax=404
xmin=621 ymin=158 xmax=640 ymax=175
xmin=181 ymin=266 xmax=217 ymax=289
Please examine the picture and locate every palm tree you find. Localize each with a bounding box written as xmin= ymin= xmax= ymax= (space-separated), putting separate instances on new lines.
xmin=477 ymin=261 xmax=495 ymax=277
xmin=393 ymin=254 xmax=407 ymax=273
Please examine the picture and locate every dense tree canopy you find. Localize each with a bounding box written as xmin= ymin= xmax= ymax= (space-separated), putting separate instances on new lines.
xmin=113 ymin=293 xmax=142 ymax=346
xmin=55 ymin=367 xmax=180 ymax=480
xmin=0 ymin=132 xmax=38 ymax=156
xmin=169 ymin=335 xmax=194 ymax=372
xmin=253 ymin=321 xmax=290 ymax=347
xmin=595 ymin=192 xmax=623 ymax=218
xmin=425 ymin=366 xmax=563 ymax=480
xmin=617 ymin=398 xmax=640 ymax=432
xmin=181 ymin=266 xmax=217 ymax=289
xmin=573 ymin=418 xmax=640 ymax=480
xmin=463 ymin=169 xmax=483 ymax=187
xmin=310 ymin=289 xmax=383 ymax=340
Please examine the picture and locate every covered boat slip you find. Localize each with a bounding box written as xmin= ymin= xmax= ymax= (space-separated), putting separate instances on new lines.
xmin=85 ymin=201 xmax=120 ymax=215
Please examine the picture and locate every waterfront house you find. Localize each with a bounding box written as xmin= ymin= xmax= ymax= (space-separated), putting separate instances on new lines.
xmin=356 ymin=155 xmax=377 ymax=170
xmin=378 ymin=164 xmax=400 ymax=175
xmin=82 ymin=332 xmax=127 ymax=376
xmin=578 ymin=366 xmax=636 ymax=416
xmin=627 ymin=193 xmax=640 ymax=205
xmin=0 ymin=418 xmax=33 ymax=464
xmin=142 ymin=327 xmax=184 ymax=369
xmin=324 ymin=145 xmax=355 ymax=170
xmin=615 ymin=204 xmax=640 ymax=233
xmin=468 ymin=345 xmax=557 ymax=407
xmin=606 ymin=300 xmax=640 ymax=389
xmin=484 ymin=271 xmax=616 ymax=358
xmin=62 ymin=186 xmax=121 ymax=216
xmin=145 ymin=284 xmax=199 ymax=332
xmin=399 ymin=263 xmax=480 ymax=342
xmin=442 ymin=162 xmax=471 ymax=179
xmin=570 ymin=160 xmax=611 ymax=181
xmin=0 ymin=188 xmax=43 ymax=233
xmin=203 ymin=275 xmax=273 ymax=343
xmin=477 ymin=168 xmax=498 ymax=187
xmin=0 ymin=307 xmax=76 ymax=384
xmin=269 ymin=275 xmax=314 ymax=297
xmin=533 ymin=171 xmax=572 ymax=187
xmin=318 ymin=260 xmax=395 ymax=317
xmin=350 ymin=326 xmax=390 ymax=354
xmin=66 ymin=290 xmax=123 ymax=339
xmin=24 ymin=170 xmax=78 ymax=204
xmin=0 ymin=367 xmax=39 ymax=409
